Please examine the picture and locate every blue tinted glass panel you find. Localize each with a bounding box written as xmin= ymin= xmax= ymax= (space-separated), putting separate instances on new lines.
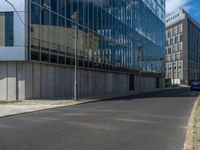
xmin=4 ymin=12 xmax=13 ymax=46
xmin=30 ymin=0 xmax=166 ymax=74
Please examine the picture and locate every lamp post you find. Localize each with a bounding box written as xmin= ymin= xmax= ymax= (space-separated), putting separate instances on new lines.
xmin=4 ymin=0 xmax=25 ymax=25
xmin=71 ymin=12 xmax=80 ymax=101
xmin=4 ymin=0 xmax=25 ymax=101
xmin=172 ymin=61 xmax=175 ymax=88
xmin=184 ymin=67 xmax=188 ymax=85
xmin=137 ymin=41 xmax=144 ymax=93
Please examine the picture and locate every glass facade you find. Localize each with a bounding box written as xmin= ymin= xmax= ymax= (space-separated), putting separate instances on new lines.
xmin=30 ymin=0 xmax=165 ymax=74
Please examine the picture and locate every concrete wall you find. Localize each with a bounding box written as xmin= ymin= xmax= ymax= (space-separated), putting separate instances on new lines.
xmin=0 ymin=62 xmax=25 ymax=100
xmin=0 ymin=62 xmax=164 ymax=100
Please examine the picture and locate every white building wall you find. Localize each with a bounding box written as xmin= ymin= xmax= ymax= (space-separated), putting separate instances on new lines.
xmin=0 ymin=0 xmax=26 ymax=61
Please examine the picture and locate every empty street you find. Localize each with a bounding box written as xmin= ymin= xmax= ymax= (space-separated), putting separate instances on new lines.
xmin=0 ymin=88 xmax=199 ymax=150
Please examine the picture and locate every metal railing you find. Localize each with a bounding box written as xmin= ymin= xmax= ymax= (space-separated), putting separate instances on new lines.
xmin=30 ymin=38 xmax=164 ymax=77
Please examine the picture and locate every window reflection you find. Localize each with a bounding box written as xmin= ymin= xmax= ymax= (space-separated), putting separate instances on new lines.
xmin=30 ymin=0 xmax=165 ymax=74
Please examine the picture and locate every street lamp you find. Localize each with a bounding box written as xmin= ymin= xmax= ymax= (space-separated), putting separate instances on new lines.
xmin=4 ymin=0 xmax=25 ymax=101
xmin=71 ymin=12 xmax=80 ymax=101
xmin=137 ymin=40 xmax=144 ymax=93
xmin=4 ymin=0 xmax=25 ymax=25
xmin=183 ymin=67 xmax=188 ymax=85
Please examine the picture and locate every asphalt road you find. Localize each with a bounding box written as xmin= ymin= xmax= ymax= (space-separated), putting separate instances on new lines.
xmin=0 ymin=88 xmax=199 ymax=150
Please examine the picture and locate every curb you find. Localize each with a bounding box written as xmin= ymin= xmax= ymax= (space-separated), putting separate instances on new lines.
xmin=0 ymin=100 xmax=94 ymax=119
xmin=183 ymin=96 xmax=199 ymax=150
xmin=0 ymin=87 xmax=188 ymax=119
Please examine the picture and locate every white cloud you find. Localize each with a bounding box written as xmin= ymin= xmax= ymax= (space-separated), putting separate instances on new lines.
xmin=166 ymin=0 xmax=189 ymax=14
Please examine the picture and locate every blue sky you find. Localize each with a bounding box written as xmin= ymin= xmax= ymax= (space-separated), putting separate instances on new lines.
xmin=166 ymin=0 xmax=200 ymax=23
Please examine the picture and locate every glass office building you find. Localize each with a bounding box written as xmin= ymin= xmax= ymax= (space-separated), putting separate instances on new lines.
xmin=0 ymin=0 xmax=166 ymax=100
xmin=30 ymin=0 xmax=165 ymax=74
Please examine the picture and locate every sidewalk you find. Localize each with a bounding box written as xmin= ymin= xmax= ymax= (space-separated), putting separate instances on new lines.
xmin=0 ymin=92 xmax=127 ymax=118
xmin=0 ymin=99 xmax=91 ymax=118
xmin=0 ymin=87 xmax=182 ymax=118
xmin=193 ymin=97 xmax=200 ymax=150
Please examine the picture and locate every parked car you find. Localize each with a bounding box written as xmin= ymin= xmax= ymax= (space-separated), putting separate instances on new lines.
xmin=191 ymin=82 xmax=200 ymax=91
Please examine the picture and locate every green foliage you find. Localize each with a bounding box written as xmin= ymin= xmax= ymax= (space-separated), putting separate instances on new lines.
xmin=0 ymin=101 xmax=19 ymax=105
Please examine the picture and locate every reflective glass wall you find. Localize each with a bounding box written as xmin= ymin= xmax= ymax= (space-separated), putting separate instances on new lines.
xmin=30 ymin=0 xmax=165 ymax=74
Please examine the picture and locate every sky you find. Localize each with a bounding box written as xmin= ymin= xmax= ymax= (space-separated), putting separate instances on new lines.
xmin=166 ymin=0 xmax=200 ymax=23
xmin=0 ymin=0 xmax=199 ymax=23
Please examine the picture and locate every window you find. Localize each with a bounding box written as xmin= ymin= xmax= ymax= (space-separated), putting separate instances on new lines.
xmin=50 ymin=0 xmax=57 ymax=12
xmin=31 ymin=4 xmax=40 ymax=60
xmin=177 ymin=24 xmax=182 ymax=33
xmin=0 ymin=12 xmax=14 ymax=47
xmin=175 ymin=36 xmax=178 ymax=44
xmin=173 ymin=28 xmax=175 ymax=35
xmin=166 ymin=31 xmax=168 ymax=38
xmin=168 ymin=30 xmax=172 ymax=37
xmin=168 ymin=47 xmax=171 ymax=54
xmin=170 ymin=38 xmax=173 ymax=45
xmin=174 ymin=27 xmax=177 ymax=35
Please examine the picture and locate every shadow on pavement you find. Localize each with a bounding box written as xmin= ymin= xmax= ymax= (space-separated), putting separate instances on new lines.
xmin=100 ymin=88 xmax=200 ymax=102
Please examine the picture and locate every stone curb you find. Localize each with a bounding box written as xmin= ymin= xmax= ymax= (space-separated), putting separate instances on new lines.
xmin=0 ymin=87 xmax=186 ymax=119
xmin=0 ymin=100 xmax=93 ymax=119
xmin=183 ymin=96 xmax=199 ymax=150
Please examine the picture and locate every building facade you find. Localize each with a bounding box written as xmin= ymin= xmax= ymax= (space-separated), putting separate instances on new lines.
xmin=0 ymin=0 xmax=165 ymax=100
xmin=166 ymin=9 xmax=200 ymax=85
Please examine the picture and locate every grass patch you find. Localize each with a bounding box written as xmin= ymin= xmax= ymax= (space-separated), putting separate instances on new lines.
xmin=0 ymin=100 xmax=21 ymax=105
